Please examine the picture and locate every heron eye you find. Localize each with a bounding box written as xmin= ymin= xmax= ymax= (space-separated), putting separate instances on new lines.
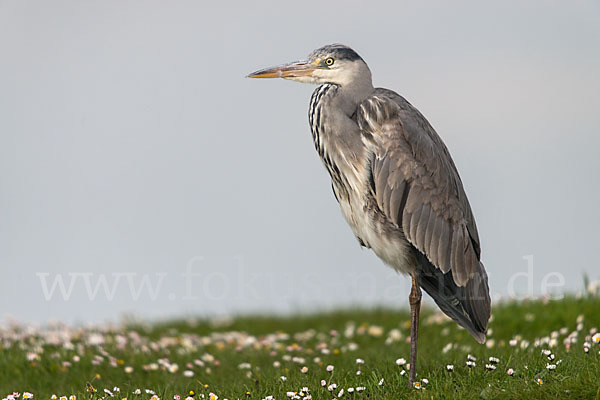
xmin=325 ymin=58 xmax=334 ymax=66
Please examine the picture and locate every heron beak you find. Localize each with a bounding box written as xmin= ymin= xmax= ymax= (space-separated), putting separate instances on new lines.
xmin=246 ymin=61 xmax=317 ymax=79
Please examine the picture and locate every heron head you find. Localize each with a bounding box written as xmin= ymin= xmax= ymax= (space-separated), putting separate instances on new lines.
xmin=247 ymin=44 xmax=372 ymax=87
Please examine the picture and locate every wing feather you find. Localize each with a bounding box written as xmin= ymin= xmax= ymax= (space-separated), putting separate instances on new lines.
xmin=423 ymin=212 xmax=437 ymax=263
xmin=357 ymin=89 xmax=490 ymax=340
xmin=388 ymin=183 xmax=406 ymax=226
xmin=358 ymin=89 xmax=483 ymax=287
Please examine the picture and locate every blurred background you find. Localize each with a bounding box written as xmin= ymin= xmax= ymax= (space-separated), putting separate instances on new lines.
xmin=1 ymin=0 xmax=599 ymax=324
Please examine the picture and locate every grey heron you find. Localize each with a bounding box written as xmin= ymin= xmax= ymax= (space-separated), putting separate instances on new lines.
xmin=248 ymin=44 xmax=490 ymax=385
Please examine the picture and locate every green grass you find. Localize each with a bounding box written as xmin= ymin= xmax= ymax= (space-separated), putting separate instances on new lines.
xmin=2 ymin=295 xmax=600 ymax=399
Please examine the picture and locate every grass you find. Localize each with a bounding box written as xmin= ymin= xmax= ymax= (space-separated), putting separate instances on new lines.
xmin=1 ymin=295 xmax=600 ymax=400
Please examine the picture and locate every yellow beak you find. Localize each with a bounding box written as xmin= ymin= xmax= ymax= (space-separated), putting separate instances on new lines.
xmin=247 ymin=61 xmax=317 ymax=79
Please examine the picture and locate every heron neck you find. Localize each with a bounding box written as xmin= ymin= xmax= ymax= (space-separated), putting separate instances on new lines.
xmin=335 ymin=80 xmax=374 ymax=116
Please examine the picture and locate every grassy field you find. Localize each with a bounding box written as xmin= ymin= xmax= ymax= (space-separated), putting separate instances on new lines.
xmin=1 ymin=295 xmax=600 ymax=400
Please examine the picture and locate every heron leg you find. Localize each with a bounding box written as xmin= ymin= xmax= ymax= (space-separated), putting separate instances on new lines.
xmin=408 ymin=272 xmax=422 ymax=386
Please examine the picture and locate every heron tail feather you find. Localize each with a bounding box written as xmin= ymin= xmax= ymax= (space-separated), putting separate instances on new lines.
xmin=415 ymin=252 xmax=491 ymax=344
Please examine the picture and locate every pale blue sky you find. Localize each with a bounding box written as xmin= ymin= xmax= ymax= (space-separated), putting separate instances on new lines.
xmin=1 ymin=0 xmax=599 ymax=323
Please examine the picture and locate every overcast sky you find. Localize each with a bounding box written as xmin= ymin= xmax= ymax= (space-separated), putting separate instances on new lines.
xmin=1 ymin=0 xmax=599 ymax=324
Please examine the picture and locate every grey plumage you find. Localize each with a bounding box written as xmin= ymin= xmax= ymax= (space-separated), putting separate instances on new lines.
xmin=311 ymin=83 xmax=490 ymax=342
xmin=248 ymin=44 xmax=491 ymax=369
